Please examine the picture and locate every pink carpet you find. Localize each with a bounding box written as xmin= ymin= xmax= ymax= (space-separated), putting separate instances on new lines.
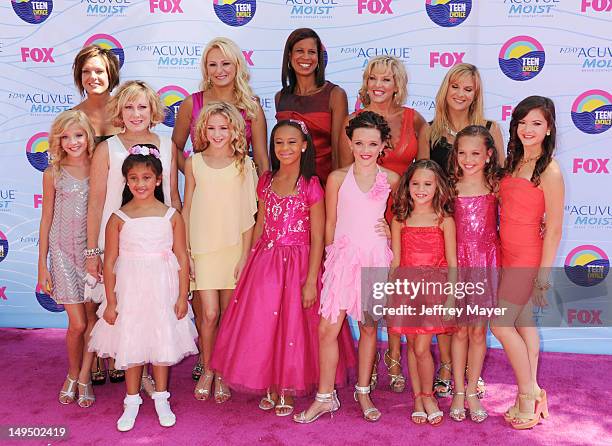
xmin=1 ymin=328 xmax=610 ymax=446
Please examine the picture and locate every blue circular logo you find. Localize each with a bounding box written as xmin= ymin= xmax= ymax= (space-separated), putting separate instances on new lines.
xmin=0 ymin=230 xmax=8 ymax=263
xmin=571 ymin=90 xmax=612 ymax=135
xmin=213 ymin=0 xmax=256 ymax=27
xmin=12 ymin=0 xmax=53 ymax=24
xmin=498 ymin=36 xmax=545 ymax=81
xmin=425 ymin=0 xmax=471 ymax=28
xmin=35 ymin=284 xmax=64 ymax=312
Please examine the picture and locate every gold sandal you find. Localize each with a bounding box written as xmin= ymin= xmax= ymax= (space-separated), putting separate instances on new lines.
xmin=194 ymin=371 xmax=214 ymax=401
xmin=77 ymin=381 xmax=95 ymax=408
xmin=214 ymin=375 xmax=231 ymax=404
xmin=383 ymin=349 xmax=406 ymax=393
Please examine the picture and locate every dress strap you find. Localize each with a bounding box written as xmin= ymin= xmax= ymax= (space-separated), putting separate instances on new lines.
xmin=114 ymin=210 xmax=130 ymax=221
xmin=485 ymin=120 xmax=492 ymax=130
xmin=164 ymin=207 xmax=176 ymax=220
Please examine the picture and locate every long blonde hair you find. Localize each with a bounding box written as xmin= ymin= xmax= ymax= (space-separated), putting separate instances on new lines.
xmin=200 ymin=37 xmax=259 ymax=121
xmin=358 ymin=56 xmax=408 ymax=107
xmin=193 ymin=101 xmax=247 ymax=174
xmin=430 ymin=63 xmax=486 ymax=145
xmin=49 ymin=110 xmax=95 ymax=172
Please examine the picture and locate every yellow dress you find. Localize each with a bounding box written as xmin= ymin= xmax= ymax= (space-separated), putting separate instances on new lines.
xmin=190 ymin=153 xmax=258 ymax=290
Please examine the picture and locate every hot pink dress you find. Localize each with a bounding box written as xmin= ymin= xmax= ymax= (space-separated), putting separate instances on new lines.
xmin=211 ymin=172 xmax=356 ymax=395
xmin=320 ymin=165 xmax=393 ymax=323
xmin=89 ymin=208 xmax=198 ymax=370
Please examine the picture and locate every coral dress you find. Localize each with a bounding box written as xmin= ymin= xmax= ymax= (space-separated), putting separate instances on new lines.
xmin=389 ymin=226 xmax=455 ymax=335
xmin=320 ymin=166 xmax=393 ymax=323
xmin=454 ymin=194 xmax=501 ymax=322
xmin=211 ymin=172 xmax=356 ymax=395
xmin=276 ymin=82 xmax=338 ymax=183
xmin=498 ymin=176 xmax=545 ymax=305
xmin=89 ymin=208 xmax=198 ymax=369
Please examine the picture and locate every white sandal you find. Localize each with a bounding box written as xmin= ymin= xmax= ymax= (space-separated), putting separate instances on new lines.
xmin=77 ymin=381 xmax=95 ymax=408
xmin=59 ymin=375 xmax=77 ymax=405
xmin=274 ymin=393 xmax=294 ymax=417
xmin=259 ymin=390 xmax=276 ymax=411
xmin=353 ymin=385 xmax=381 ymax=422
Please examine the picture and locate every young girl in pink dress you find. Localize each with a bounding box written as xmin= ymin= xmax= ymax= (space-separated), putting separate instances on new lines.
xmin=389 ymin=160 xmax=456 ymax=426
xmin=89 ymin=148 xmax=197 ymax=432
xmin=294 ymin=111 xmax=399 ymax=424
xmin=211 ymin=120 xmax=355 ymax=417
xmin=447 ymin=125 xmax=501 ymax=423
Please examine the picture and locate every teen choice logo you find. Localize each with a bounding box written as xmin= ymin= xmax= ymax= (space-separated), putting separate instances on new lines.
xmin=158 ymin=85 xmax=189 ymax=128
xmin=84 ymin=34 xmax=125 ymax=68
xmin=565 ymin=245 xmax=610 ymax=287
xmin=35 ymin=284 xmax=64 ymax=312
xmin=425 ymin=0 xmax=471 ymax=27
xmin=498 ymin=36 xmax=545 ymax=81
xmin=12 ymin=0 xmax=53 ymax=24
xmin=26 ymin=132 xmax=49 ymax=172
xmin=571 ymin=90 xmax=612 ymax=135
xmin=0 ymin=230 xmax=8 ymax=263
xmin=213 ymin=0 xmax=256 ymax=27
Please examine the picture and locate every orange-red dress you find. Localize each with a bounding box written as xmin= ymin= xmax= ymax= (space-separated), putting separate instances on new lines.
xmin=498 ymin=176 xmax=545 ymax=305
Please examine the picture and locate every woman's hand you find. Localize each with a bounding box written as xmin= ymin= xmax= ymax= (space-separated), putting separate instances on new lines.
xmin=37 ymin=265 xmax=53 ymax=294
xmin=375 ymin=218 xmax=391 ymax=239
xmin=103 ymin=303 xmax=118 ymax=325
xmin=86 ymin=256 xmax=103 ymax=282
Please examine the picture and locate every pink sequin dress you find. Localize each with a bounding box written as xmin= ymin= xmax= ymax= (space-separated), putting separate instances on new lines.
xmin=211 ymin=172 xmax=356 ymax=395
xmin=320 ymin=165 xmax=393 ymax=323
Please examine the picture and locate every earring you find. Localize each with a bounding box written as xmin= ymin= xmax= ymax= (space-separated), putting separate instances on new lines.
xmin=485 ymin=158 xmax=490 ymax=164
xmin=301 ymin=148 xmax=306 ymax=153
xmin=546 ymin=131 xmax=551 ymax=136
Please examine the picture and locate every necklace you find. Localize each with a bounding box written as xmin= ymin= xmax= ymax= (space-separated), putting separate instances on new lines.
xmin=445 ymin=126 xmax=457 ymax=137
xmin=518 ymin=155 xmax=539 ymax=168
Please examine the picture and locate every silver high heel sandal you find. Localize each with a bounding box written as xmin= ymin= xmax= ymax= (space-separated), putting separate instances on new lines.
xmin=59 ymin=375 xmax=77 ymax=404
xmin=293 ymin=390 xmax=340 ymax=424
xmin=353 ymin=385 xmax=381 ymax=422
xmin=467 ymin=392 xmax=488 ymax=423
xmin=449 ymin=391 xmax=466 ymax=422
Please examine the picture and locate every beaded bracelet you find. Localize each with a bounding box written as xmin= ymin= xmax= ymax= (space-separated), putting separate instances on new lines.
xmin=533 ymin=277 xmax=551 ymax=291
xmin=83 ymin=248 xmax=103 ymax=259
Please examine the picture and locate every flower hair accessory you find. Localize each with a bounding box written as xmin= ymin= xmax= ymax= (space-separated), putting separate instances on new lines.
xmin=289 ymin=119 xmax=309 ymax=136
xmin=129 ymin=145 xmax=160 ymax=159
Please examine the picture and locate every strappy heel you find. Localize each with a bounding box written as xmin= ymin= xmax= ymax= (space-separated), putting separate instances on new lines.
xmin=59 ymin=375 xmax=77 ymax=404
xmin=433 ymin=361 xmax=452 ymax=397
xmin=383 ymin=349 xmax=406 ymax=393
xmin=192 ymin=361 xmax=203 ymax=381
xmin=421 ymin=392 xmax=444 ymax=426
xmin=275 ymin=393 xmax=294 ymax=417
xmin=77 ymin=381 xmax=95 ymax=408
xmin=293 ymin=390 xmax=340 ymax=424
xmin=194 ymin=370 xmax=214 ymax=401
xmin=449 ymin=391 xmax=466 ymax=422
xmin=214 ymin=375 xmax=231 ymax=404
xmin=259 ymin=390 xmax=276 ymax=411
xmin=510 ymin=390 xmax=549 ymax=430
xmin=411 ymin=393 xmax=427 ymax=425
xmin=354 ymin=385 xmax=381 ymax=422
xmin=91 ymin=357 xmax=107 ymax=386
xmin=140 ymin=373 xmax=156 ymax=398
xmin=369 ymin=351 xmax=380 ymax=390
xmin=466 ymin=392 xmax=488 ymax=423
xmin=465 ymin=366 xmax=486 ymax=398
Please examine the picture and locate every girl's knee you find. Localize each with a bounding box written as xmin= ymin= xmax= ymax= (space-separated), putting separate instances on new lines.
xmin=455 ymin=327 xmax=469 ymax=342
xmin=468 ymin=327 xmax=486 ymax=344
xmin=202 ymin=309 xmax=220 ymax=326
xmin=359 ymin=324 xmax=377 ymax=339
xmin=68 ymin=319 xmax=87 ymax=335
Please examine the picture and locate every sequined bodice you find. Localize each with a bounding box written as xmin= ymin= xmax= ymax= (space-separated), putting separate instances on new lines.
xmin=454 ymin=194 xmax=498 ymax=244
xmin=261 ymin=177 xmax=311 ymax=248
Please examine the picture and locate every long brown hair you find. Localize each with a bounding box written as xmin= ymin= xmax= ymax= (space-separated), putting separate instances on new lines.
xmin=505 ymin=96 xmax=556 ymax=186
xmin=393 ymin=160 xmax=453 ymax=222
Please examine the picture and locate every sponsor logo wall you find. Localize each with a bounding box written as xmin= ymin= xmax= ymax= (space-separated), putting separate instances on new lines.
xmin=0 ymin=1 xmax=609 ymax=353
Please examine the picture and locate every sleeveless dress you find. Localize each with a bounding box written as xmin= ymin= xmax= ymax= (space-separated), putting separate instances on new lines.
xmin=429 ymin=120 xmax=493 ymax=176
xmin=97 ymin=135 xmax=172 ymax=250
xmin=389 ymin=226 xmax=455 ymax=335
xmin=189 ymin=154 xmax=257 ymax=290
xmin=276 ymin=81 xmax=338 ymax=183
xmin=497 ymin=176 xmax=545 ymax=305
xmin=89 ymin=208 xmax=198 ymax=370
xmin=454 ymin=194 xmax=501 ymax=322
xmin=188 ymin=91 xmax=253 ymax=151
xmin=49 ymin=168 xmax=88 ymax=304
xmin=211 ymin=172 xmax=356 ymax=395
xmin=320 ymin=165 xmax=393 ymax=323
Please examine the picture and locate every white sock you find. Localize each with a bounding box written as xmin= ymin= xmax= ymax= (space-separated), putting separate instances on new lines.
xmin=152 ymin=391 xmax=176 ymax=427
xmin=117 ymin=394 xmax=142 ymax=431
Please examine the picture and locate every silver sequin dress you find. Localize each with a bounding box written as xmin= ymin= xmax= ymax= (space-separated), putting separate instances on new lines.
xmin=49 ymin=168 xmax=89 ymax=304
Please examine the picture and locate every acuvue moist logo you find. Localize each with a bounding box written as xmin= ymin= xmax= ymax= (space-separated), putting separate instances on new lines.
xmin=7 ymin=91 xmax=74 ymax=115
xmin=158 ymin=86 xmax=189 ymax=127
xmin=571 ymin=90 xmax=612 ymax=134
xmin=565 ymin=245 xmax=610 ymax=287
xmin=84 ymin=34 xmax=125 ymax=68
xmin=135 ymin=44 xmax=202 ymax=69
xmin=286 ymin=0 xmax=340 ymax=20
xmin=565 ymin=203 xmax=612 ymax=229
xmin=12 ymin=0 xmax=52 ymax=24
xmin=35 ymin=284 xmax=64 ymax=312
xmin=426 ymin=0 xmax=471 ymax=27
xmin=498 ymin=36 xmax=545 ymax=81
xmin=505 ymin=0 xmax=560 ymax=17
xmin=83 ymin=0 xmax=131 ymax=16
xmin=26 ymin=132 xmax=49 ymax=172
xmin=0 ymin=231 xmax=8 ymax=263
xmin=213 ymin=0 xmax=256 ymax=27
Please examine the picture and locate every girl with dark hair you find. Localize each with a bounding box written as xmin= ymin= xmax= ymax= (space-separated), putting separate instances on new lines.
xmin=89 ymin=148 xmax=197 ymax=432
xmin=447 ymin=125 xmax=501 ymax=423
xmin=211 ymin=120 xmax=355 ymax=417
xmin=275 ymin=28 xmax=348 ymax=183
xmin=294 ymin=111 xmax=399 ymax=424
xmin=491 ymin=96 xmax=564 ymax=430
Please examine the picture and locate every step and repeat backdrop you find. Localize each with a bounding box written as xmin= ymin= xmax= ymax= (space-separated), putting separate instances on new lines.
xmin=0 ymin=0 xmax=610 ymax=353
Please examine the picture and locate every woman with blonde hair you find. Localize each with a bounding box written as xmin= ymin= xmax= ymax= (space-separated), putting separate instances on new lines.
xmin=339 ymin=56 xmax=429 ymax=396
xmin=172 ymin=37 xmax=269 ymax=175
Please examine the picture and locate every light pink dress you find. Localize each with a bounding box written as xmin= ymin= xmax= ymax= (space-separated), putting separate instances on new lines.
xmin=320 ymin=165 xmax=393 ymax=323
xmin=89 ymin=208 xmax=198 ymax=370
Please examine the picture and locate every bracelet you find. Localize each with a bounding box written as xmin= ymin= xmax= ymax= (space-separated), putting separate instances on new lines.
xmin=533 ymin=277 xmax=551 ymax=291
xmin=83 ymin=248 xmax=103 ymax=259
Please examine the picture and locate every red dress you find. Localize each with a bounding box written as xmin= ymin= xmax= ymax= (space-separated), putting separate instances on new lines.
xmin=389 ymin=226 xmax=455 ymax=335
xmin=498 ymin=176 xmax=545 ymax=305
xmin=276 ymin=82 xmax=337 ymax=183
